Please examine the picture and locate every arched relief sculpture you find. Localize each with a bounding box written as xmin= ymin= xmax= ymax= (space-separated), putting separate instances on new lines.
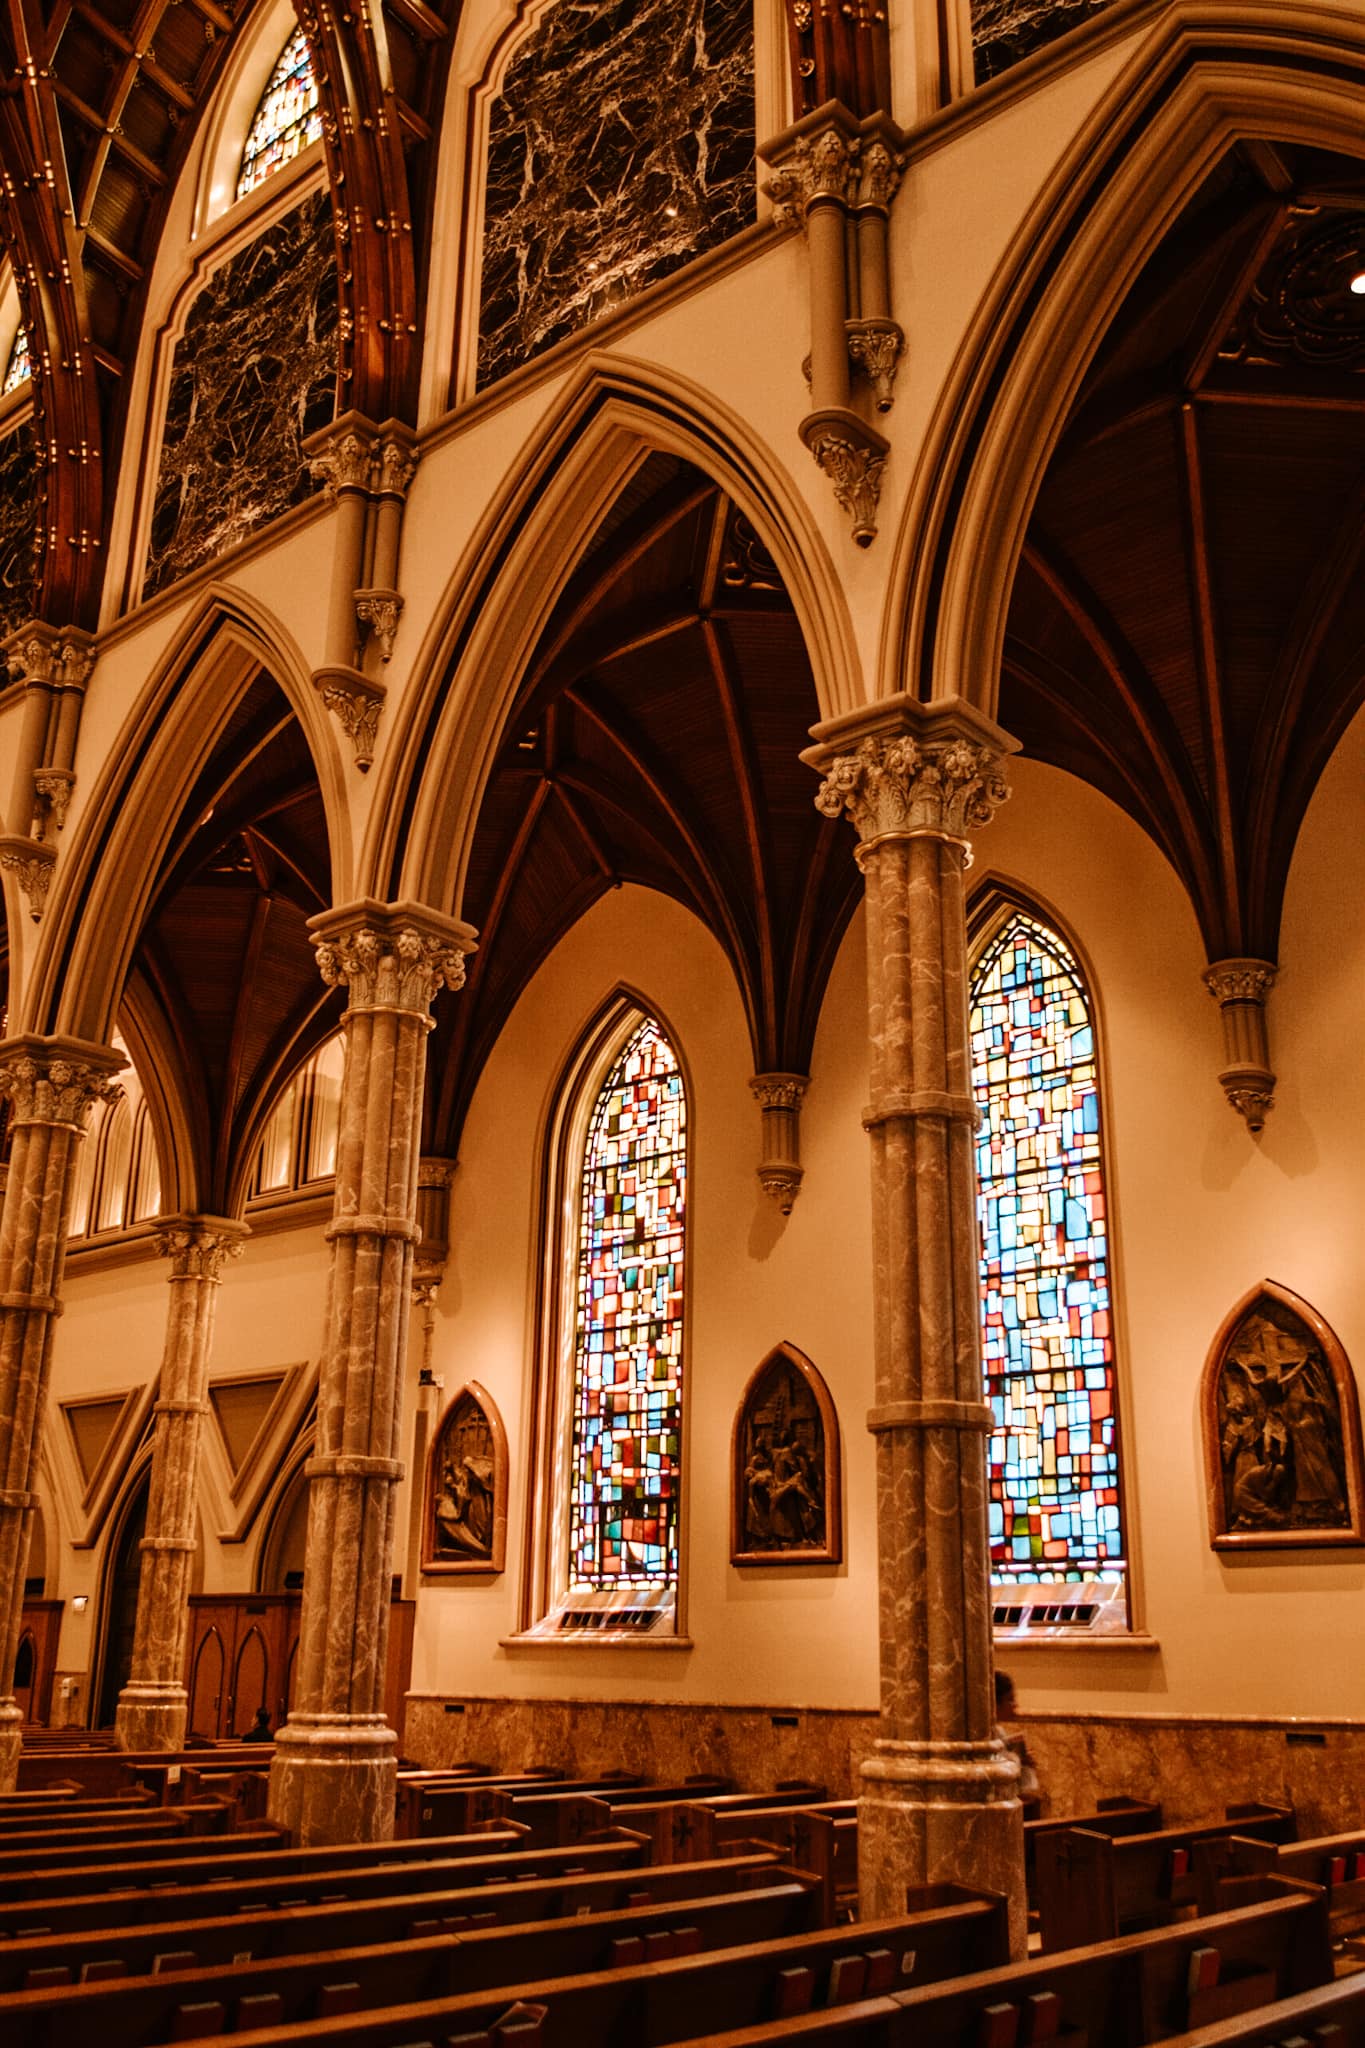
xmin=732 ymin=1343 xmax=841 ymax=1565
xmin=1202 ymin=1282 xmax=1365 ymax=1550
xmin=422 ymin=1383 xmax=508 ymax=1575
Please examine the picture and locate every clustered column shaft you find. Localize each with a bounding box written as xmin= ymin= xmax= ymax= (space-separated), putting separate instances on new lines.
xmin=0 ymin=1036 xmax=123 ymax=1788
xmin=804 ymin=696 xmax=1027 ymax=1952
xmin=114 ymin=1217 xmax=246 ymax=1752
xmin=268 ymin=902 xmax=473 ymax=1846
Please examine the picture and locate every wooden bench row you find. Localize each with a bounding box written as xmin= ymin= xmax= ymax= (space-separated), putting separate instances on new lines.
xmin=1037 ymin=1804 xmax=1298 ymax=1951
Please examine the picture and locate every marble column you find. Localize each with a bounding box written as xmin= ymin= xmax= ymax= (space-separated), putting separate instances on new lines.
xmin=114 ymin=1217 xmax=247 ymax=1752
xmin=0 ymin=1037 xmax=124 ymax=1787
xmin=803 ymin=696 xmax=1027 ymax=1953
xmin=268 ymin=904 xmax=474 ymax=1845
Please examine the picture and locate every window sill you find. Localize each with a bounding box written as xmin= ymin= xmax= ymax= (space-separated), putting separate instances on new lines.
xmin=498 ymin=1633 xmax=695 ymax=1653
xmin=992 ymin=1631 xmax=1160 ymax=1651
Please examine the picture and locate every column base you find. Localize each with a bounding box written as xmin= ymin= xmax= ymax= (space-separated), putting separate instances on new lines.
xmin=267 ymin=1715 xmax=397 ymax=1846
xmin=859 ymin=1736 xmax=1026 ymax=1957
xmin=0 ymin=1701 xmax=21 ymax=1792
xmin=114 ymin=1683 xmax=189 ymax=1753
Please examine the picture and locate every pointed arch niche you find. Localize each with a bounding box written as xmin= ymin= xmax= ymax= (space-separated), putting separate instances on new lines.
xmin=730 ymin=1342 xmax=841 ymax=1566
xmin=517 ymin=993 xmax=690 ymax=1644
xmin=422 ymin=1383 xmax=508 ymax=1575
xmin=969 ymin=890 xmax=1133 ymax=1637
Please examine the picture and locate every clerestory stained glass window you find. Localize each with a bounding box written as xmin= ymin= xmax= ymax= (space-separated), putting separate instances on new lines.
xmin=568 ymin=1017 xmax=686 ymax=1596
xmin=237 ymin=28 xmax=323 ymax=201
xmin=3 ymin=326 xmax=31 ymax=394
xmin=971 ymin=911 xmax=1126 ymax=1594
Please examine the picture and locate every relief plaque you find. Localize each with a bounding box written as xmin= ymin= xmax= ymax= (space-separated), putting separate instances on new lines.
xmin=422 ymin=1382 xmax=508 ymax=1575
xmin=731 ymin=1342 xmax=841 ymax=1566
xmin=1202 ymin=1282 xmax=1365 ymax=1550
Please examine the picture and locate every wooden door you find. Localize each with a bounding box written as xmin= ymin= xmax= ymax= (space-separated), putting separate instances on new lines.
xmin=15 ymin=1599 xmax=62 ymax=1725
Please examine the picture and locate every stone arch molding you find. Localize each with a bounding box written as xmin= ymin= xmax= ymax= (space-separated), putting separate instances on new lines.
xmin=885 ymin=2 xmax=1365 ymax=716
xmin=366 ymin=351 xmax=862 ymax=918
xmin=22 ymin=586 xmax=351 ymax=1045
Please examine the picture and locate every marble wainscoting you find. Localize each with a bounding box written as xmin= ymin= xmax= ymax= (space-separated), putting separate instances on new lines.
xmin=0 ymin=419 xmax=40 ymax=640
xmin=1021 ymin=1711 xmax=1365 ymax=1837
xmin=407 ymin=1696 xmax=1365 ymax=1833
xmin=970 ymin=0 xmax=1116 ymax=83
xmin=477 ymin=0 xmax=755 ymax=387
xmin=144 ymin=190 xmax=337 ymax=599
xmin=406 ymin=1695 xmax=879 ymax=1795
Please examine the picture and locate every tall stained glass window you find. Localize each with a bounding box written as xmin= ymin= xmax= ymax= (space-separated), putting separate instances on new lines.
xmin=237 ymin=29 xmax=323 ymax=201
xmin=3 ymin=326 xmax=31 ymax=394
xmin=970 ymin=911 xmax=1127 ymax=1608
xmin=566 ymin=1017 xmax=686 ymax=1614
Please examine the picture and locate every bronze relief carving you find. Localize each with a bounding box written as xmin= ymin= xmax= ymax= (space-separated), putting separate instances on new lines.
xmin=423 ymin=1382 xmax=508 ymax=1575
xmin=731 ymin=1342 xmax=841 ymax=1565
xmin=1202 ymin=1282 xmax=1365 ymax=1549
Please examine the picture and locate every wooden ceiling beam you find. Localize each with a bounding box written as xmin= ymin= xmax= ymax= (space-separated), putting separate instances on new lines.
xmin=1177 ymin=401 xmax=1241 ymax=952
xmin=1240 ymin=139 xmax=1295 ymax=196
xmin=701 ymin=608 xmax=778 ymax=1065
xmin=1178 ymin=197 xmax=1288 ymax=392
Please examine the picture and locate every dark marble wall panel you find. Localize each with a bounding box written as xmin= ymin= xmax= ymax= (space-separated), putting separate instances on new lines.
xmin=0 ymin=419 xmax=41 ymax=643
xmin=478 ymin=0 xmax=755 ymax=387
xmin=143 ymin=191 xmax=337 ymax=600
xmin=972 ymin=0 xmax=1114 ymax=82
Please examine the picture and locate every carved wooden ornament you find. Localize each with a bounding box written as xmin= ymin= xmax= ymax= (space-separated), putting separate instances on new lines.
xmin=1201 ymin=1282 xmax=1365 ymax=1550
xmin=422 ymin=1382 xmax=508 ymax=1575
xmin=731 ymin=1342 xmax=841 ymax=1566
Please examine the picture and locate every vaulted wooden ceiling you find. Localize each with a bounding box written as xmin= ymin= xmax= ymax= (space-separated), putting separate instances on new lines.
xmin=424 ymin=454 xmax=862 ymax=1156
xmin=1002 ymin=139 xmax=1365 ymax=962
xmin=0 ymin=0 xmax=460 ymax=626
xmin=128 ymin=670 xmax=337 ymax=1210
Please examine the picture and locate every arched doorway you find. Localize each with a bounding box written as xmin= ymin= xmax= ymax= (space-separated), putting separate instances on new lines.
xmin=95 ymin=1470 xmax=149 ymax=1727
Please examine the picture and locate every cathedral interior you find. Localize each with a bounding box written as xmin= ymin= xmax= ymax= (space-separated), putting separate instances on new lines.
xmin=1 ymin=0 xmax=1364 ymax=2015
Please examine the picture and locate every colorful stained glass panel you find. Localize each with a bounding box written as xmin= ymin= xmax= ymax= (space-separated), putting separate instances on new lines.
xmin=971 ymin=913 xmax=1126 ymax=1586
xmin=237 ymin=29 xmax=324 ymax=200
xmin=569 ymin=1018 xmax=686 ymax=1590
xmin=3 ymin=326 xmax=30 ymax=394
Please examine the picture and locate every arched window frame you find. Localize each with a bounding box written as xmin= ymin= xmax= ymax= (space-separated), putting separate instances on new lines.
xmin=518 ymin=990 xmax=693 ymax=1646
xmin=967 ymin=884 xmax=1140 ymax=1641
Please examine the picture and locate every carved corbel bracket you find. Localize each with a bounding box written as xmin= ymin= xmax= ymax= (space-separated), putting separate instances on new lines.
xmin=1203 ymin=957 xmax=1278 ymax=1133
xmin=846 ymin=318 xmax=904 ymax=412
xmin=750 ymin=1073 xmax=810 ymax=1213
xmin=32 ymin=767 xmax=74 ymax=835
xmin=355 ymin=587 xmax=404 ymax=663
xmin=3 ymin=620 xmax=96 ymax=693
xmin=314 ymin=664 xmax=386 ymax=772
xmin=799 ymin=408 xmax=889 ymax=548
xmin=0 ymin=834 xmax=57 ymax=921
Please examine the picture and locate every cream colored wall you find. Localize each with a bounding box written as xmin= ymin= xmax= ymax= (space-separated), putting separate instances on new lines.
xmin=979 ymin=729 xmax=1365 ymax=1720
xmin=411 ymin=882 xmax=880 ymax=1709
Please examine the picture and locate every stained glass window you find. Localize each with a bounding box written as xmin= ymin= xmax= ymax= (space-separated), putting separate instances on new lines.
xmin=568 ymin=1017 xmax=686 ymax=1599
xmin=3 ymin=326 xmax=31 ymax=394
xmin=971 ymin=911 xmax=1126 ymax=1594
xmin=237 ymin=28 xmax=323 ymax=201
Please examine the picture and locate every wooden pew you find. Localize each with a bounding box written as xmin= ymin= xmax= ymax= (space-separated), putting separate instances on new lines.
xmin=88 ymin=1890 xmax=1007 ymax=2048
xmin=1037 ymin=1805 xmax=1297 ymax=1951
xmin=620 ymin=1786 xmax=832 ymax=1865
xmin=1025 ymin=1798 xmax=1163 ymax=1888
xmin=16 ymin=1746 xmax=277 ymax=1795
xmin=0 ymin=1878 xmax=828 ymax=2046
xmin=0 ymin=1805 xmax=234 ymax=1864
xmin=1158 ymin=1973 xmax=1365 ymax=2046
xmin=0 ymin=1831 xmax=715 ymax=1943
xmin=1194 ymin=1827 xmax=1365 ymax=1942
xmin=393 ymin=1772 xmax=650 ymax=1839
xmin=0 ymin=1849 xmax=788 ymax=1991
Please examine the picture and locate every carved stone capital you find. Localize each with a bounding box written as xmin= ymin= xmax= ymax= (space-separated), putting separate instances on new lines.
xmin=305 ymin=413 xmax=378 ymax=497
xmin=856 ymin=135 xmax=902 ymax=212
xmin=763 ymin=116 xmax=861 ymax=226
xmin=749 ymin=1074 xmax=809 ymax=1114
xmin=313 ymin=665 xmax=385 ymax=771
xmin=803 ymin=697 xmax=1015 ymax=847
xmin=32 ymin=768 xmax=74 ymax=833
xmin=3 ymin=621 xmax=96 ymax=692
xmin=309 ymin=900 xmax=477 ymax=1019
xmin=1203 ymin=959 xmax=1278 ymax=1006
xmin=846 ymin=319 xmax=904 ymax=413
xmin=0 ymin=1034 xmax=125 ymax=1129
xmin=0 ymin=834 xmax=56 ymax=921
xmin=750 ymin=1071 xmax=809 ymax=1214
xmin=355 ymin=589 xmax=404 ymax=663
xmin=375 ymin=428 xmax=418 ymax=498
xmin=799 ymin=409 xmax=889 ymax=548
xmin=417 ymin=1157 xmax=457 ymax=1192
xmin=153 ymin=1216 xmax=248 ymax=1281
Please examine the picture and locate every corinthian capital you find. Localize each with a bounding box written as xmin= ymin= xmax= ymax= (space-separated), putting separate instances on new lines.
xmin=310 ymin=899 xmax=478 ymax=1019
xmin=0 ymin=1034 xmax=126 ymax=1129
xmin=803 ymin=697 xmax=1016 ymax=846
xmin=153 ymin=1216 xmax=247 ymax=1281
xmin=1203 ymin=959 xmax=1278 ymax=1006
